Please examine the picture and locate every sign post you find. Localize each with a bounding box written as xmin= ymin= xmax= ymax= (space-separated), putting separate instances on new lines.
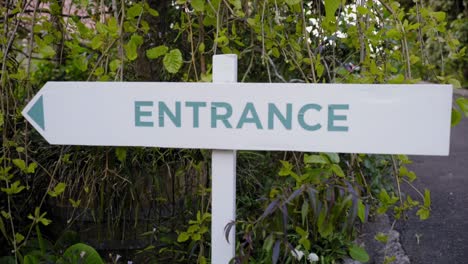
xmin=211 ymin=54 xmax=237 ymax=263
xmin=22 ymin=55 xmax=454 ymax=263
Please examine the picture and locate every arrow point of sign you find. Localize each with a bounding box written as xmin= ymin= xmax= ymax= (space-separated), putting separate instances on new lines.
xmin=27 ymin=95 xmax=45 ymax=130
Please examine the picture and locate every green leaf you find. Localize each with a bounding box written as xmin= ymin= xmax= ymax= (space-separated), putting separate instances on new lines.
xmin=147 ymin=7 xmax=159 ymax=17
xmin=177 ymin=232 xmax=190 ymax=242
xmin=228 ymin=0 xmax=242 ymax=9
xmin=48 ymin=182 xmax=66 ymax=197
xmin=278 ymin=160 xmax=293 ymax=176
xmin=285 ymin=0 xmax=301 ymax=6
xmin=304 ymin=154 xmax=328 ymax=164
xmin=90 ymin=36 xmax=103 ymax=50
xmin=331 ymin=164 xmax=345 ymax=177
xmin=1 ymin=181 xmax=26 ymax=195
xmin=191 ymin=0 xmax=205 ymax=12
xmin=451 ymin=109 xmax=462 ymax=127
xmin=388 ymin=74 xmax=405 ymax=84
xmin=74 ymin=55 xmax=89 ymax=72
xmin=357 ymin=199 xmax=366 ymax=223
xmin=324 ymin=0 xmax=340 ymax=24
xmin=12 ymin=159 xmax=26 ymax=171
xmin=61 ymin=243 xmax=104 ymax=264
xmin=356 ymin=6 xmax=369 ymax=15
xmin=15 ymin=233 xmax=25 ymax=244
xmin=163 ymin=49 xmax=183 ymax=73
xmin=109 ymin=59 xmax=121 ymax=72
xmin=125 ymin=34 xmax=144 ymax=61
xmin=115 ymin=147 xmax=127 ymax=163
xmin=127 ymin=3 xmax=143 ymax=18
xmin=27 ymin=162 xmax=37 ymax=174
xmin=349 ymin=244 xmax=369 ymax=263
xmin=456 ymin=97 xmax=468 ymax=117
xmin=423 ymin=189 xmax=431 ymax=208
xmin=107 ymin=17 xmax=119 ymax=36
xmin=448 ymin=78 xmax=461 ymax=89
xmin=38 ymin=45 xmax=56 ymax=58
xmin=416 ymin=207 xmax=430 ymax=220
xmin=146 ymin=45 xmax=168 ymax=59
xmin=69 ymin=198 xmax=81 ymax=208
xmin=374 ymin=232 xmax=388 ymax=243
xmin=24 ymin=255 xmax=39 ymax=264
xmin=324 ymin=152 xmax=340 ymax=163
xmin=432 ymin=11 xmax=446 ymax=22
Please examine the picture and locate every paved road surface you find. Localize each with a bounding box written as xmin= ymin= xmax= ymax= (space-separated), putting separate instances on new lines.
xmin=397 ymin=96 xmax=468 ymax=264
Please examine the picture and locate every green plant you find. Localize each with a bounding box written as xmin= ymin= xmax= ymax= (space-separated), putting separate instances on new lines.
xmin=1 ymin=0 xmax=465 ymax=262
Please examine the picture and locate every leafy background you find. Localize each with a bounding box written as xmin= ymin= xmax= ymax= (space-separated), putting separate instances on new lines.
xmin=1 ymin=0 xmax=467 ymax=263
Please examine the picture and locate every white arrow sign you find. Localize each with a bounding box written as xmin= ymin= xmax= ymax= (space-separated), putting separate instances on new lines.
xmin=22 ymin=82 xmax=452 ymax=155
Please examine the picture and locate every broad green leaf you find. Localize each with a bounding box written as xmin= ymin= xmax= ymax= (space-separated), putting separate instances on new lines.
xmin=115 ymin=147 xmax=127 ymax=163
xmin=304 ymin=154 xmax=328 ymax=164
xmin=48 ymin=182 xmax=66 ymax=197
xmin=432 ymin=11 xmax=446 ymax=22
xmin=228 ymin=0 xmax=242 ymax=9
xmin=74 ymin=55 xmax=88 ymax=71
xmin=38 ymin=45 xmax=56 ymax=58
xmin=146 ymin=45 xmax=168 ymax=59
xmin=15 ymin=233 xmax=25 ymax=244
xmin=177 ymin=232 xmax=190 ymax=242
xmin=324 ymin=153 xmax=340 ymax=163
xmin=107 ymin=17 xmax=119 ymax=36
xmin=374 ymin=232 xmax=388 ymax=243
xmin=163 ymin=49 xmax=183 ymax=73
xmin=386 ymin=28 xmax=401 ymax=40
xmin=324 ymin=0 xmax=340 ymax=24
xmin=349 ymin=244 xmax=369 ymax=263
xmin=416 ymin=207 xmax=430 ymax=220
xmin=448 ymin=78 xmax=461 ymax=88
xmin=26 ymin=162 xmax=37 ymax=174
xmin=456 ymin=97 xmax=468 ymax=117
xmin=191 ymin=0 xmax=205 ymax=12
xmin=124 ymin=34 xmax=144 ymax=61
xmin=389 ymin=74 xmax=405 ymax=84
xmin=127 ymin=3 xmax=143 ymax=18
xmin=24 ymin=254 xmax=39 ymax=264
xmin=109 ymin=59 xmax=121 ymax=72
xmin=147 ymin=7 xmax=159 ymax=17
xmin=61 ymin=243 xmax=104 ymax=264
xmin=451 ymin=109 xmax=462 ymax=127
xmin=331 ymin=164 xmax=345 ymax=177
xmin=90 ymin=35 xmax=103 ymax=50
xmin=69 ymin=198 xmax=81 ymax=208
xmin=279 ymin=160 xmax=293 ymax=176
xmin=1 ymin=181 xmax=25 ymax=195
xmin=356 ymin=6 xmax=369 ymax=15
xmin=12 ymin=159 xmax=26 ymax=171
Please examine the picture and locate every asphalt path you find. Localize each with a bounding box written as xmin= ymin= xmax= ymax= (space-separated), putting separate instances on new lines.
xmin=396 ymin=95 xmax=468 ymax=264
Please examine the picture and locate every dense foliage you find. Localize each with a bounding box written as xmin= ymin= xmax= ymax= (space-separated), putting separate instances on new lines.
xmin=1 ymin=0 xmax=467 ymax=263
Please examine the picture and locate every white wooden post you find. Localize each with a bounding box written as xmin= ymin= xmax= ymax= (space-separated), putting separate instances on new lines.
xmin=211 ymin=54 xmax=237 ymax=263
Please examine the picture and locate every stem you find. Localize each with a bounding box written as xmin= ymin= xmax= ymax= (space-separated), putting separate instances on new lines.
xmin=391 ymin=155 xmax=403 ymax=206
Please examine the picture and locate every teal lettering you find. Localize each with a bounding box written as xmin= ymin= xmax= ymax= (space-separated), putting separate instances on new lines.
xmin=237 ymin=102 xmax=263 ymax=129
xmin=159 ymin=101 xmax=181 ymax=127
xmin=135 ymin=101 xmax=154 ymax=127
xmin=268 ymin=103 xmax=292 ymax=130
xmin=186 ymin=101 xmax=206 ymax=128
xmin=298 ymin=104 xmax=322 ymax=131
xmin=211 ymin=102 xmax=233 ymax=128
xmin=328 ymin=104 xmax=349 ymax=132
